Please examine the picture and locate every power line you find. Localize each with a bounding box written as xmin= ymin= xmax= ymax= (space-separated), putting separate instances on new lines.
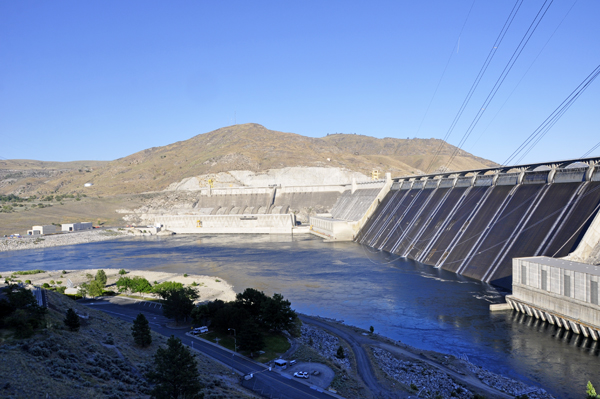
xmin=414 ymin=0 xmax=477 ymax=138
xmin=467 ymin=0 xmax=579 ymax=153
xmin=503 ymin=63 xmax=600 ymax=165
xmin=581 ymin=140 xmax=600 ymax=158
xmin=444 ymin=0 xmax=555 ymax=171
xmin=424 ymin=0 xmax=525 ymax=174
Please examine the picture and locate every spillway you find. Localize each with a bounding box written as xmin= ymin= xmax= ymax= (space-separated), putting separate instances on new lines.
xmin=357 ymin=164 xmax=600 ymax=289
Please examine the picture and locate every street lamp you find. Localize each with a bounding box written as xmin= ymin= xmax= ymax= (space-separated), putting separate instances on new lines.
xmin=228 ymin=328 xmax=236 ymax=353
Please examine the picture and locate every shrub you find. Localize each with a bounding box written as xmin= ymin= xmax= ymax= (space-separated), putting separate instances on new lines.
xmin=56 ymin=281 xmax=62 ymax=285
xmin=25 ymin=280 xmax=32 ymax=284
xmin=64 ymin=308 xmax=80 ymax=331
xmin=118 ymin=269 xmax=127 ymax=275
xmin=42 ymin=283 xmax=50 ymax=288
xmin=336 ymin=345 xmax=345 ymax=359
xmin=183 ymin=274 xmax=188 ymax=277
xmin=50 ymin=280 xmax=55 ymax=285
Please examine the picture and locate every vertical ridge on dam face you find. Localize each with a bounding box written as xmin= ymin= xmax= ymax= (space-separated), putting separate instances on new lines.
xmin=356 ymin=158 xmax=600 ymax=289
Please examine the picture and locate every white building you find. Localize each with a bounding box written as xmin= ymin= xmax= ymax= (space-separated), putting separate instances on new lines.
xmin=27 ymin=225 xmax=56 ymax=235
xmin=507 ymin=256 xmax=600 ymax=340
xmin=62 ymin=222 xmax=93 ymax=232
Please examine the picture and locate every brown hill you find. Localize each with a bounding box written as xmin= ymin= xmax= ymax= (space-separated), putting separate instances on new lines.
xmin=1 ymin=123 xmax=497 ymax=197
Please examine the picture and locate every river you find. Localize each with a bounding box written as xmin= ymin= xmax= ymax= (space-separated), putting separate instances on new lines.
xmin=1 ymin=234 xmax=597 ymax=398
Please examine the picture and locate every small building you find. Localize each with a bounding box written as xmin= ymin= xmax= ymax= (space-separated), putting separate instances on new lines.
xmin=507 ymin=256 xmax=600 ymax=340
xmin=27 ymin=225 xmax=56 ymax=235
xmin=273 ymin=359 xmax=287 ymax=369
xmin=62 ymin=222 xmax=93 ymax=232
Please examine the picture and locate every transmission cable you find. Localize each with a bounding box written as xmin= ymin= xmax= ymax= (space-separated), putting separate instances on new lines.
xmin=503 ymin=63 xmax=600 ymax=165
xmin=415 ymin=0 xmax=477 ymax=138
xmin=443 ymin=0 xmax=555 ymax=171
xmin=467 ymin=0 xmax=579 ymax=153
xmin=581 ymin=140 xmax=600 ymax=158
xmin=424 ymin=0 xmax=524 ymax=174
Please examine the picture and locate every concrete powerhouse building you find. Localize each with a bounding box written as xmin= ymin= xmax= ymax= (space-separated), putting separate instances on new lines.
xmin=507 ymin=256 xmax=600 ymax=340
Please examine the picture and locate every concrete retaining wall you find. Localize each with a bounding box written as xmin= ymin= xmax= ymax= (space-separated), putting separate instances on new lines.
xmin=151 ymin=214 xmax=295 ymax=234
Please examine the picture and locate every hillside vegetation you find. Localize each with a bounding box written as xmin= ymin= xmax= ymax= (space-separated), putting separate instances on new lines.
xmin=1 ymin=123 xmax=496 ymax=197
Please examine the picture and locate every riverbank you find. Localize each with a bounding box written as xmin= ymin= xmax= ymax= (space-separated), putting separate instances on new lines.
xmin=301 ymin=316 xmax=554 ymax=399
xmin=0 ymin=229 xmax=130 ymax=252
xmin=3 ymin=268 xmax=237 ymax=303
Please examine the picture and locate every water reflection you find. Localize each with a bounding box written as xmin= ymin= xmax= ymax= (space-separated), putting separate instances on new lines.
xmin=0 ymin=234 xmax=598 ymax=398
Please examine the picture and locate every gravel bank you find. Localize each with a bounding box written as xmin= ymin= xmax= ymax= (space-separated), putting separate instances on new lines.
xmin=0 ymin=229 xmax=128 ymax=252
xmin=372 ymin=347 xmax=554 ymax=399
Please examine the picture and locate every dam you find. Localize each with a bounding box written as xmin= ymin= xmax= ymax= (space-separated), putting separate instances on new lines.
xmin=355 ymin=158 xmax=600 ymax=289
xmin=141 ymin=157 xmax=600 ymax=293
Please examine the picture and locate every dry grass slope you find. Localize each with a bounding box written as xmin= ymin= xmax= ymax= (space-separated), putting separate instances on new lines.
xmin=0 ymin=290 xmax=257 ymax=399
xmin=1 ymin=123 xmax=497 ymax=197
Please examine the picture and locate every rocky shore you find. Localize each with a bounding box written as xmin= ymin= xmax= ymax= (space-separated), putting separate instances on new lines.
xmin=0 ymin=229 xmax=129 ymax=252
xmin=303 ymin=321 xmax=555 ymax=399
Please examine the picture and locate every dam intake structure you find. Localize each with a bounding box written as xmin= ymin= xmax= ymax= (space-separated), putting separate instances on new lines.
xmin=356 ymin=157 xmax=600 ymax=289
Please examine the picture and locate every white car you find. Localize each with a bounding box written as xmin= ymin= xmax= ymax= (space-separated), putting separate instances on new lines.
xmin=293 ymin=371 xmax=309 ymax=379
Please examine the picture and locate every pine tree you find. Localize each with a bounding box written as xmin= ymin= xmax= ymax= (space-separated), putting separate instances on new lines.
xmin=64 ymin=308 xmax=80 ymax=332
xmin=132 ymin=313 xmax=152 ymax=347
xmin=147 ymin=335 xmax=203 ymax=399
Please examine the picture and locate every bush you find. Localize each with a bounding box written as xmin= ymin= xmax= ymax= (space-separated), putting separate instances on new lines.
xmin=64 ymin=308 xmax=80 ymax=332
xmin=13 ymin=270 xmax=46 ymax=275
xmin=42 ymin=283 xmax=50 ymax=288
xmin=183 ymin=274 xmax=188 ymax=277
xmin=25 ymin=280 xmax=32 ymax=284
xmin=118 ymin=269 xmax=127 ymax=275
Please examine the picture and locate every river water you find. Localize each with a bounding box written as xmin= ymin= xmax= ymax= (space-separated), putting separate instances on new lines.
xmin=1 ymin=234 xmax=597 ymax=398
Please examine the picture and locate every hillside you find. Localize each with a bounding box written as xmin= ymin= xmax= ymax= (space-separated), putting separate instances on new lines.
xmin=0 ymin=124 xmax=497 ymax=197
xmin=0 ymin=290 xmax=256 ymax=398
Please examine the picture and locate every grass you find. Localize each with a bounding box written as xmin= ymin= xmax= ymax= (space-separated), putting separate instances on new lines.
xmin=12 ymin=269 xmax=46 ymax=275
xmin=200 ymin=330 xmax=290 ymax=363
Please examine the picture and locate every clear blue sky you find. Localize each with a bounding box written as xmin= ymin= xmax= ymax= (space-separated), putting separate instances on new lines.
xmin=1 ymin=0 xmax=598 ymax=165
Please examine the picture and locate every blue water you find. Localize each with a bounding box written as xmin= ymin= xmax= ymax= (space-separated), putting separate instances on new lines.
xmin=1 ymin=234 xmax=598 ymax=398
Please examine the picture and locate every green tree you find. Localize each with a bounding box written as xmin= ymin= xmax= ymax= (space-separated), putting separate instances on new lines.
xmin=336 ymin=345 xmax=345 ymax=359
xmin=95 ymin=269 xmax=107 ymax=285
xmin=152 ymin=281 xmax=184 ymax=296
xmin=261 ymin=293 xmax=296 ymax=332
xmin=237 ymin=319 xmax=264 ymax=357
xmin=588 ymin=381 xmax=599 ymax=399
xmin=88 ymin=280 xmax=104 ymax=298
xmin=0 ymin=285 xmax=46 ymax=336
xmin=64 ymin=308 xmax=80 ymax=331
xmin=78 ymin=282 xmax=89 ymax=298
xmin=235 ymin=288 xmax=269 ymax=319
xmin=146 ymin=335 xmax=203 ymax=399
xmin=160 ymin=287 xmax=198 ymax=325
xmin=132 ymin=313 xmax=152 ymax=347
xmin=370 ymin=326 xmax=374 ymax=334
xmin=119 ymin=268 xmax=127 ymax=275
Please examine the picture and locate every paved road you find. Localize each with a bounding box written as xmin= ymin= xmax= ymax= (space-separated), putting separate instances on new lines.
xmin=83 ymin=297 xmax=339 ymax=399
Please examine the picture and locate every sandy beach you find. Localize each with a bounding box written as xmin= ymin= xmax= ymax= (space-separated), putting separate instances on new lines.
xmin=3 ymin=268 xmax=237 ymax=303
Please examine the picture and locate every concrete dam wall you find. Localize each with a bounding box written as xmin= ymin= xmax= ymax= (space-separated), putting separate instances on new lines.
xmin=356 ymin=166 xmax=600 ymax=289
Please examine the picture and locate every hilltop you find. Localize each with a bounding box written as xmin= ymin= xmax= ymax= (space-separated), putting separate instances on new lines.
xmin=0 ymin=123 xmax=497 ymax=197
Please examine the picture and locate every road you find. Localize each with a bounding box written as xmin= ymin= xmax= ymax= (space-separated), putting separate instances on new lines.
xmin=300 ymin=315 xmax=513 ymax=399
xmin=83 ymin=297 xmax=339 ymax=399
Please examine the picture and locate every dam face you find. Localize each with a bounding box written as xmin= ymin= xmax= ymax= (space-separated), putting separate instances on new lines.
xmin=357 ymin=166 xmax=600 ymax=289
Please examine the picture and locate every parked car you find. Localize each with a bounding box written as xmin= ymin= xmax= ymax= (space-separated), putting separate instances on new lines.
xmin=293 ymin=371 xmax=309 ymax=379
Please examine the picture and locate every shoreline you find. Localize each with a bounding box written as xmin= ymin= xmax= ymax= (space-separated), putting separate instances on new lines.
xmin=3 ymin=268 xmax=237 ymax=304
xmin=0 ymin=229 xmax=130 ymax=252
xmin=3 ymin=267 xmax=554 ymax=398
